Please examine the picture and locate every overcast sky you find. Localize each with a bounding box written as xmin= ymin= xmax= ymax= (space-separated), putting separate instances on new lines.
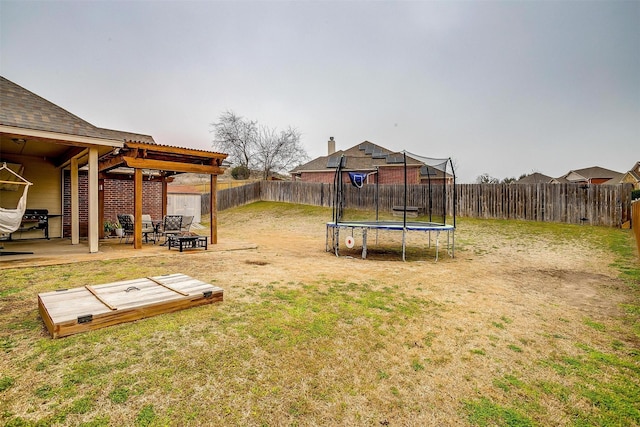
xmin=1 ymin=0 xmax=638 ymax=183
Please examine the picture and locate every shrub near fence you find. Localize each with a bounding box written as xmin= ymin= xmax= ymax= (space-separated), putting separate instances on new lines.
xmin=214 ymin=181 xmax=633 ymax=227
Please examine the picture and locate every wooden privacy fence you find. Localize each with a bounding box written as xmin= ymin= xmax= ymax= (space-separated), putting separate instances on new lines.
xmin=261 ymin=181 xmax=334 ymax=207
xmin=214 ymin=181 xmax=633 ymax=227
xmin=201 ymin=182 xmax=262 ymax=215
xmin=456 ymin=183 xmax=633 ymax=227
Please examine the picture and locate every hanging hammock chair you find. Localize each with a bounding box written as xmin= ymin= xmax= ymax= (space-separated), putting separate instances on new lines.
xmin=0 ymin=162 xmax=32 ymax=234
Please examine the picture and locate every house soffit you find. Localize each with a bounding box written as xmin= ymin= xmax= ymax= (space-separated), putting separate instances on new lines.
xmin=0 ymin=129 xmax=120 ymax=168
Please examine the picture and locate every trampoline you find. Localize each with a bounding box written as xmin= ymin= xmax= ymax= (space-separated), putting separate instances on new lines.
xmin=326 ymin=147 xmax=456 ymax=261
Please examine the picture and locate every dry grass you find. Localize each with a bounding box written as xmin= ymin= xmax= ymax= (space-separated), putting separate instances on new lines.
xmin=1 ymin=201 xmax=639 ymax=426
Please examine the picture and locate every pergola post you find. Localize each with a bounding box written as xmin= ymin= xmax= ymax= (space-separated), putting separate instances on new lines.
xmin=98 ymin=178 xmax=105 ymax=239
xmin=162 ymin=178 xmax=168 ymax=218
xmin=88 ymin=147 xmax=99 ymax=253
xmin=70 ymin=157 xmax=79 ymax=245
xmin=210 ymin=174 xmax=217 ymax=244
xmin=133 ymin=168 xmax=143 ymax=249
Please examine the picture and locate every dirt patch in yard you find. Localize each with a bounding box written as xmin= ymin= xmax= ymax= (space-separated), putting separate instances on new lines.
xmin=510 ymin=268 xmax=629 ymax=317
xmin=212 ymin=207 xmax=629 ymax=321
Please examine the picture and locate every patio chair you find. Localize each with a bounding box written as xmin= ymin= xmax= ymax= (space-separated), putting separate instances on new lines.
xmin=160 ymin=215 xmax=182 ymax=245
xmin=180 ymin=216 xmax=194 ymax=235
xmin=141 ymin=214 xmax=157 ymax=243
xmin=116 ymin=214 xmax=134 ymax=244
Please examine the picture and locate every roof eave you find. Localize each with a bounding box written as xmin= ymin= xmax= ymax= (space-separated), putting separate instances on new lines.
xmin=0 ymin=124 xmax=124 ymax=148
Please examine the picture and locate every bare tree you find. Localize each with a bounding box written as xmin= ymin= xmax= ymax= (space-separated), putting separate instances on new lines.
xmin=255 ymin=125 xmax=308 ymax=180
xmin=476 ymin=173 xmax=499 ymax=184
xmin=210 ymin=111 xmax=257 ymax=168
xmin=211 ymin=111 xmax=308 ymax=179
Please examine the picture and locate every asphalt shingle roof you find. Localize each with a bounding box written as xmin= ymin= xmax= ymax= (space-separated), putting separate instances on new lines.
xmin=0 ymin=76 xmax=154 ymax=143
xmin=515 ymin=172 xmax=553 ymax=184
xmin=562 ymin=166 xmax=622 ymax=181
xmin=291 ymin=141 xmax=425 ymax=173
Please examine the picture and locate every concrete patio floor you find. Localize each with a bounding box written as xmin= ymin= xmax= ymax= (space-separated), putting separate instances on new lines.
xmin=0 ymin=236 xmax=257 ymax=269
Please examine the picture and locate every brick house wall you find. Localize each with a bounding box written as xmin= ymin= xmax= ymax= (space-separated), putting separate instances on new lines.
xmin=377 ymin=166 xmax=421 ymax=185
xmin=63 ymin=171 xmax=163 ymax=237
xmin=299 ymin=166 xmax=422 ymax=185
xmin=299 ymin=171 xmax=336 ymax=183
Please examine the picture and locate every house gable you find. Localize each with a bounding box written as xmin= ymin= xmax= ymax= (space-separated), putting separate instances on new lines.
xmin=619 ymin=161 xmax=640 ymax=188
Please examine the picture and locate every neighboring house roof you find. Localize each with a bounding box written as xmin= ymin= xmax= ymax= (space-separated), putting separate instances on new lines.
xmin=601 ymin=173 xmax=626 ymax=185
xmin=0 ymin=76 xmax=154 ymax=143
xmin=515 ymin=172 xmax=553 ymax=184
xmin=291 ymin=141 xmax=451 ymax=179
xmin=292 ymin=141 xmax=402 ymax=173
xmin=554 ymin=166 xmax=623 ymax=184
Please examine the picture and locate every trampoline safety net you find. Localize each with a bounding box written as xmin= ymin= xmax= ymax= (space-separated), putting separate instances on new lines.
xmin=327 ymin=149 xmax=457 ymax=261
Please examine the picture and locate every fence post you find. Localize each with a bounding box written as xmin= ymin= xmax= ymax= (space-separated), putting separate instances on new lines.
xmin=632 ymin=200 xmax=640 ymax=258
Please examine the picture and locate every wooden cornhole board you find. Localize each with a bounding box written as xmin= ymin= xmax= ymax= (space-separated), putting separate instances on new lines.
xmin=38 ymin=273 xmax=223 ymax=338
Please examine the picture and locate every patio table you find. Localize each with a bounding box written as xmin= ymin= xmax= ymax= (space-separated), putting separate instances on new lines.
xmin=168 ymin=235 xmax=208 ymax=252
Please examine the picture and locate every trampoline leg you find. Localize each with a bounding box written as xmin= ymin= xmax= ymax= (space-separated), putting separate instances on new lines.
xmin=446 ymin=230 xmax=451 ymax=258
xmin=334 ymin=227 xmax=340 ymax=257
xmin=325 ymin=225 xmax=329 ymax=252
xmin=435 ymin=231 xmax=440 ymax=262
xmin=402 ymin=229 xmax=406 ymax=262
xmin=452 ymin=230 xmax=455 ymax=258
xmin=362 ymin=228 xmax=368 ymax=259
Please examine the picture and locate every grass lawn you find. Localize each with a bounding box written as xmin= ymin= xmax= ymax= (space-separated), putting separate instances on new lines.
xmin=1 ymin=202 xmax=639 ymax=426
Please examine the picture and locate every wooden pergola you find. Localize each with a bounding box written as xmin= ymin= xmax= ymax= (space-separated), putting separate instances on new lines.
xmin=98 ymin=141 xmax=227 ymax=249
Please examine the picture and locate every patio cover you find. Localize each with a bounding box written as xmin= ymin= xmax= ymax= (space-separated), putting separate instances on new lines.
xmin=0 ymin=76 xmax=227 ymax=251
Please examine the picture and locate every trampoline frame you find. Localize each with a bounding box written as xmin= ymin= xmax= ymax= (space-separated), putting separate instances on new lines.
xmin=326 ymin=220 xmax=455 ymax=261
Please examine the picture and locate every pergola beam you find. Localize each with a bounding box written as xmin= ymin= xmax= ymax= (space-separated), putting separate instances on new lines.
xmin=125 ymin=141 xmax=225 ymax=159
xmin=99 ymin=154 xmax=126 ymax=172
xmin=123 ymin=157 xmax=225 ymax=175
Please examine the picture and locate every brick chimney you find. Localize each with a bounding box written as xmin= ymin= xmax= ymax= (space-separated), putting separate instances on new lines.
xmin=328 ymin=137 xmax=335 ymax=155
